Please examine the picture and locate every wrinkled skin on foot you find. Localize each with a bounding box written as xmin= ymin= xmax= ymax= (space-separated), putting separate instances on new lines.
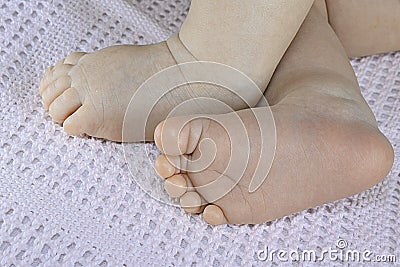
xmin=39 ymin=44 xmax=178 ymax=141
xmin=39 ymin=0 xmax=315 ymax=142
xmin=154 ymin=104 xmax=393 ymax=225
xmin=39 ymin=0 xmax=397 ymax=226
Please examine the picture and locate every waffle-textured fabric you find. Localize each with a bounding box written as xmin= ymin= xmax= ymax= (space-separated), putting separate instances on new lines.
xmin=0 ymin=0 xmax=399 ymax=266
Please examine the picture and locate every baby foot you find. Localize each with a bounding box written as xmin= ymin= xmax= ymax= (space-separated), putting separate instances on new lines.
xmin=153 ymin=104 xmax=393 ymax=225
xmin=151 ymin=2 xmax=393 ymax=225
xmin=39 ymin=0 xmax=315 ymax=142
xmin=39 ymin=41 xmax=181 ymax=141
xmin=39 ymin=35 xmax=268 ymax=142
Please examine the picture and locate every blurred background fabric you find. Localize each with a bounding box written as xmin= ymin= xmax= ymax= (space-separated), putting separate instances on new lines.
xmin=0 ymin=0 xmax=399 ymax=265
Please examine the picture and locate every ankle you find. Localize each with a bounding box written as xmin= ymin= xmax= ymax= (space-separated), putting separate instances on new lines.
xmin=178 ymin=0 xmax=314 ymax=89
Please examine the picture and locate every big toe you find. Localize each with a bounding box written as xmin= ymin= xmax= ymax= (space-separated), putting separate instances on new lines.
xmin=63 ymin=105 xmax=100 ymax=137
xmin=154 ymin=116 xmax=208 ymax=156
xmin=49 ymin=87 xmax=82 ymax=123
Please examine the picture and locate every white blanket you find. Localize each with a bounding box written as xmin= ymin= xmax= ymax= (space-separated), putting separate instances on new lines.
xmin=0 ymin=0 xmax=399 ymax=265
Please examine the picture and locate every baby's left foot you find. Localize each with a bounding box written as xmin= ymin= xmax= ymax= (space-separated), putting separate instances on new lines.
xmin=153 ymin=102 xmax=393 ymax=225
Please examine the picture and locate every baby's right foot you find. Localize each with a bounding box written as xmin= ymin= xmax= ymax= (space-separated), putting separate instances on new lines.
xmin=39 ymin=0 xmax=314 ymax=142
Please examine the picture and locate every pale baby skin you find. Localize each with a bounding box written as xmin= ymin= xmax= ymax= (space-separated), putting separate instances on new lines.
xmin=39 ymin=0 xmax=397 ymax=225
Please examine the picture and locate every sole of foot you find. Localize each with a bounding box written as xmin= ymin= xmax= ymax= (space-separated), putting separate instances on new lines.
xmin=153 ymin=105 xmax=394 ymax=225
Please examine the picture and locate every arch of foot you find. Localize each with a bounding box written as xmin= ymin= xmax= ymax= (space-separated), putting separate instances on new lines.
xmin=153 ymin=120 xmax=228 ymax=226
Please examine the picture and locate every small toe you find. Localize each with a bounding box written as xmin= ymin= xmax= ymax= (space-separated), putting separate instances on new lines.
xmin=41 ymin=76 xmax=72 ymax=109
xmin=203 ymin=205 xmax=228 ymax=225
xmin=64 ymin=52 xmax=86 ymax=65
xmin=49 ymin=87 xmax=82 ymax=123
xmin=180 ymin=192 xmax=203 ymax=214
xmin=155 ymin=154 xmax=178 ymax=178
xmin=39 ymin=66 xmax=54 ymax=94
xmin=164 ymin=174 xmax=187 ymax=198
xmin=41 ymin=66 xmax=53 ymax=83
xmin=154 ymin=121 xmax=164 ymax=149
xmin=40 ymin=64 xmax=74 ymax=95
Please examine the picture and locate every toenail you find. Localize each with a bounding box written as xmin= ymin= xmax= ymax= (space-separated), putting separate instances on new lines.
xmin=154 ymin=121 xmax=164 ymax=150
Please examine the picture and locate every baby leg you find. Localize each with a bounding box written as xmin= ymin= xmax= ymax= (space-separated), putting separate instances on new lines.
xmin=325 ymin=0 xmax=400 ymax=57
